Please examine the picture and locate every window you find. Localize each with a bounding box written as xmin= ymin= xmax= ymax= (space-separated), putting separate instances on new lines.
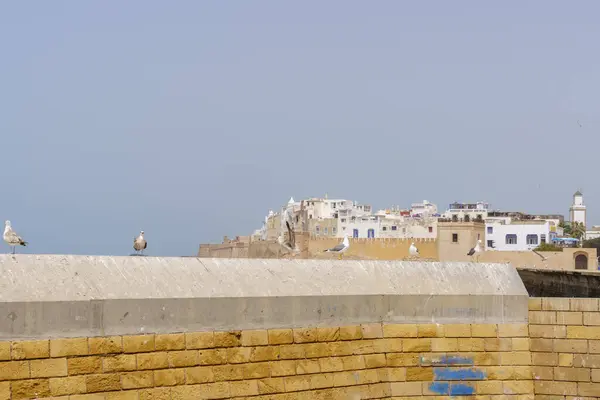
xmin=428 ymin=227 xmax=433 ymax=233
xmin=452 ymin=215 xmax=458 ymax=222
xmin=487 ymin=226 xmax=493 ymax=234
xmin=368 ymin=229 xmax=375 ymax=238
xmin=392 ymin=226 xmax=397 ymax=231
xmin=487 ymin=240 xmax=495 ymax=248
xmin=575 ymin=254 xmax=588 ymax=270
xmin=315 ymin=226 xmax=320 ymax=233
xmin=526 ymin=234 xmax=538 ymax=245
xmin=382 ymin=226 xmax=387 ymax=231
xmin=324 ymin=227 xmax=328 ymax=234
xmin=332 ymin=203 xmax=336 ymax=208
xmin=476 ymin=214 xmax=483 ymax=222
xmin=353 ymin=229 xmax=359 ymax=238
xmin=452 ymin=233 xmax=458 ymax=243
xmin=506 ymin=234 xmax=517 ymax=244
xmin=464 ymin=215 xmax=470 ymax=222
xmin=341 ymin=218 xmax=346 ymax=223
xmin=332 ymin=227 xmax=337 ymax=234
xmin=541 ymin=234 xmax=546 ymax=244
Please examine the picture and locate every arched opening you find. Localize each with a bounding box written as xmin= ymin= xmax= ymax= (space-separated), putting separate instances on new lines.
xmin=452 ymin=215 xmax=458 ymax=222
xmin=575 ymin=254 xmax=588 ymax=270
xmin=464 ymin=214 xmax=470 ymax=222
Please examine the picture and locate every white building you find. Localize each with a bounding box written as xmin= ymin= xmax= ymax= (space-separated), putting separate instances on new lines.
xmin=569 ymin=190 xmax=586 ymax=227
xmin=586 ymin=226 xmax=600 ymax=241
xmin=410 ymin=200 xmax=438 ymax=217
xmin=484 ymin=220 xmax=557 ymax=251
xmin=443 ymin=201 xmax=490 ymax=221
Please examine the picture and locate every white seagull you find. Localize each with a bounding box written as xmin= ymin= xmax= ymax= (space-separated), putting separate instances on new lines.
xmin=133 ymin=230 xmax=147 ymax=255
xmin=324 ymin=234 xmax=350 ymax=259
xmin=467 ymin=239 xmax=482 ymax=262
xmin=409 ymin=242 xmax=420 ymax=258
xmin=4 ymin=220 xmax=28 ymax=254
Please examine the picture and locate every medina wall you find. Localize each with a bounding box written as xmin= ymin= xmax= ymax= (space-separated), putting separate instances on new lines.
xmin=477 ymin=247 xmax=598 ymax=272
xmin=308 ymin=237 xmax=438 ymax=260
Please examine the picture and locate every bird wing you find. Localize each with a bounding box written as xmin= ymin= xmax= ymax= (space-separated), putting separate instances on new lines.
xmin=329 ymin=243 xmax=346 ymax=252
xmin=143 ymin=241 xmax=147 ymax=250
xmin=467 ymin=248 xmax=475 ymax=256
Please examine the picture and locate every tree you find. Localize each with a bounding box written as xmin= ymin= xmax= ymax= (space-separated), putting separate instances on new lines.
xmin=534 ymin=243 xmax=563 ymax=252
xmin=583 ymin=237 xmax=600 ymax=253
xmin=559 ymin=221 xmax=586 ymax=241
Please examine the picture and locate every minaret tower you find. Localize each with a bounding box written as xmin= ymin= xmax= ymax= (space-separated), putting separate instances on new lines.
xmin=569 ymin=190 xmax=586 ymax=227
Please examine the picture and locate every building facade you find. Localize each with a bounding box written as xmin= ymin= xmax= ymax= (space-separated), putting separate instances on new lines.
xmin=569 ymin=190 xmax=586 ymax=227
xmin=484 ymin=220 xmax=557 ymax=251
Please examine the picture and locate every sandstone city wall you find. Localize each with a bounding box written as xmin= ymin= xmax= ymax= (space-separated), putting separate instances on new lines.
xmin=0 ymin=255 xmax=598 ymax=399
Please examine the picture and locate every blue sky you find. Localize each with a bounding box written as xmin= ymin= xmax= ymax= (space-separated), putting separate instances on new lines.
xmin=1 ymin=1 xmax=598 ymax=256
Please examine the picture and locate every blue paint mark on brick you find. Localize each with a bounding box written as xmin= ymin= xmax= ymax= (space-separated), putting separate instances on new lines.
xmin=429 ymin=382 xmax=475 ymax=396
xmin=422 ymin=355 xmax=474 ymax=366
xmin=448 ymin=383 xmax=475 ymax=395
xmin=434 ymin=367 xmax=486 ymax=381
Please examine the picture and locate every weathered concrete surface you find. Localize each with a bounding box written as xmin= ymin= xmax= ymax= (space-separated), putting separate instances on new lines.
xmin=518 ymin=267 xmax=600 ymax=297
xmin=0 ymin=255 xmax=528 ymax=339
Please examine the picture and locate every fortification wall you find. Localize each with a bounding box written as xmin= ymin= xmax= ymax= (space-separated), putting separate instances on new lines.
xmin=308 ymin=237 xmax=438 ymax=260
xmin=529 ymin=297 xmax=600 ymax=398
xmin=0 ymin=255 xmax=529 ymax=399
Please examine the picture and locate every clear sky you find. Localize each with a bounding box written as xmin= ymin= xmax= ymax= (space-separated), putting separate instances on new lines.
xmin=1 ymin=1 xmax=598 ymax=256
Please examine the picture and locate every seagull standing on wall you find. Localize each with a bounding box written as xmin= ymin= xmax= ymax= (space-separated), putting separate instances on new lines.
xmin=3 ymin=220 xmax=28 ymax=254
xmin=324 ymin=234 xmax=350 ymax=260
xmin=409 ymin=242 xmax=420 ymax=258
xmin=467 ymin=239 xmax=482 ymax=262
xmin=133 ymin=230 xmax=147 ymax=255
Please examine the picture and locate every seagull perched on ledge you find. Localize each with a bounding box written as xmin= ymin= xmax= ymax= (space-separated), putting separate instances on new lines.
xmin=324 ymin=234 xmax=350 ymax=259
xmin=4 ymin=220 xmax=28 ymax=254
xmin=133 ymin=230 xmax=147 ymax=255
xmin=467 ymin=239 xmax=482 ymax=262
xmin=409 ymin=242 xmax=420 ymax=258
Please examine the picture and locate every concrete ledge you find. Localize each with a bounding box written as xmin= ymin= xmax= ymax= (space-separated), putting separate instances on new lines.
xmin=518 ymin=268 xmax=600 ymax=297
xmin=0 ymin=255 xmax=528 ymax=339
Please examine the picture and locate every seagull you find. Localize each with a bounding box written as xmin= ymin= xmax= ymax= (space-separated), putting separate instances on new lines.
xmin=533 ymin=249 xmax=549 ymax=261
xmin=4 ymin=220 xmax=28 ymax=254
xmin=467 ymin=239 xmax=482 ymax=262
xmin=133 ymin=230 xmax=147 ymax=255
xmin=324 ymin=234 xmax=350 ymax=259
xmin=278 ymin=221 xmax=299 ymax=256
xmin=577 ymin=120 xmax=583 ymax=128
xmin=409 ymin=242 xmax=420 ymax=258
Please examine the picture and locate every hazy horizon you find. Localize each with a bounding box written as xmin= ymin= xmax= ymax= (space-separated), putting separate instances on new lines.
xmin=1 ymin=1 xmax=598 ymax=256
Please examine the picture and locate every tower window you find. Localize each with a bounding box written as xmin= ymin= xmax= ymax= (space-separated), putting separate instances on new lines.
xmin=452 ymin=233 xmax=458 ymax=243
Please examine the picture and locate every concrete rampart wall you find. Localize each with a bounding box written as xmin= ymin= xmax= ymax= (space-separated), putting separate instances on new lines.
xmin=0 ymin=254 xmax=544 ymax=399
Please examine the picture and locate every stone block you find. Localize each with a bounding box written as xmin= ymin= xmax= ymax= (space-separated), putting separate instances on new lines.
xmin=361 ymin=323 xmax=383 ymax=339
xmin=0 ymin=360 xmax=29 ymax=380
xmin=296 ymin=358 xmax=320 ymax=374
xmin=535 ymin=380 xmax=577 ymax=395
xmin=168 ymin=350 xmax=198 ymax=367
xmin=154 ymin=368 xmax=185 ymax=386
xmin=417 ymin=324 xmax=441 ymax=338
xmin=123 ymin=335 xmax=155 ymax=353
xmin=528 ymin=298 xmax=542 ymax=310
xmin=140 ymin=387 xmax=171 ymax=400
xmin=319 ymin=357 xmax=344 ymax=373
xmin=227 ymin=347 xmax=251 ymax=363
xmin=249 ymin=345 xmax=280 ymax=362
xmin=50 ymin=338 xmax=88 ymax=357
xmin=155 ymin=333 xmax=185 ymax=351
xmin=30 ymin=358 xmax=67 ymax=378
xmin=498 ymin=324 xmax=529 ymax=337
xmin=475 ymin=381 xmax=504 ymax=394
xmin=567 ymin=326 xmax=600 ymax=339
xmin=373 ymin=338 xmax=402 ymax=353
xmin=406 ymin=367 xmax=433 ymax=381
xmin=137 ymin=351 xmax=169 ymax=370
xmin=579 ymin=382 xmax=600 ymax=396
xmin=12 ymin=340 xmax=49 ymax=360
xmin=243 ymin=361 xmax=270 ymax=379
xmin=382 ymin=324 xmax=418 ymax=338
xmin=258 ymin=377 xmax=286 ymax=394
xmin=339 ymin=325 xmax=363 ymax=340
xmin=212 ymin=365 xmax=243 ymax=381
xmin=197 ymin=349 xmax=227 ymax=365
xmin=0 ymin=382 xmax=7 ymax=400
xmin=102 ymin=354 xmax=136 ymax=372
xmin=402 ymin=339 xmax=432 ymax=352
xmin=11 ymin=379 xmax=51 ymax=399
xmin=49 ymin=376 xmax=86 ymax=396
xmin=558 ymin=353 xmax=573 ymax=367
xmin=556 ymin=311 xmax=583 ymax=325
xmin=529 ymin=311 xmax=557 ymax=325
xmin=229 ymin=379 xmax=259 ymax=397
xmin=471 ymin=324 xmax=498 ymax=337
xmin=442 ymin=324 xmax=471 ymax=337
xmin=268 ymin=329 xmax=294 ymax=345
xmin=185 ymin=332 xmax=214 ymax=349
xmin=553 ymin=366 xmax=590 ymax=382
xmin=67 ymin=356 xmax=102 ymax=375
xmin=284 ymin=375 xmax=311 ymax=391
xmin=213 ymin=330 xmax=242 ymax=347
xmin=106 ymin=391 xmax=139 ymax=400
xmin=390 ymin=381 xmax=421 ymax=396
xmin=316 ymin=327 xmax=340 ymax=342
xmin=121 ymin=371 xmax=153 ymax=389
xmin=431 ymin=338 xmax=458 ymax=352
xmin=583 ymin=312 xmax=600 ymax=326
xmin=364 ymin=354 xmax=387 ymax=368
xmin=554 ymin=339 xmax=588 ymax=353
xmin=241 ymin=330 xmax=269 ymax=346
xmin=503 ymin=380 xmax=533 ymax=394
xmin=85 ymin=373 xmax=121 ymax=392
xmin=270 ymin=360 xmax=296 ymax=377
xmin=293 ymin=328 xmax=317 ymax=343
xmin=88 ymin=336 xmax=122 ymax=355
xmin=571 ymin=298 xmax=599 ymax=311
xmin=542 ymin=297 xmax=571 ymax=311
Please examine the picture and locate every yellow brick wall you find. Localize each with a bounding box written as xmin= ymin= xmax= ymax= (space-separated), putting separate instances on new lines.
xmin=529 ymin=297 xmax=600 ymax=399
xmin=0 ymin=323 xmax=532 ymax=399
